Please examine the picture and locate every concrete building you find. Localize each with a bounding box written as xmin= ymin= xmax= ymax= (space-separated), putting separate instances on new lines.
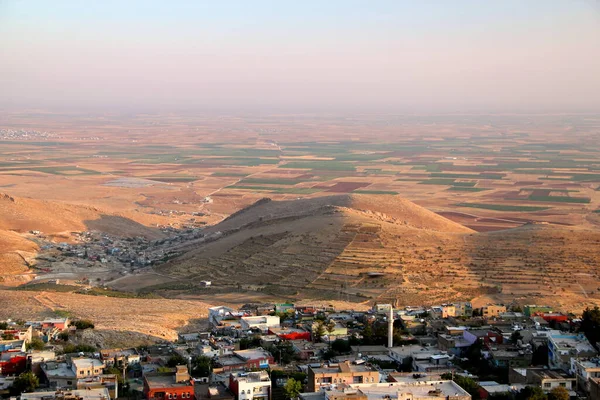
xmin=547 ymin=331 xmax=597 ymax=371
xmin=523 ymin=305 xmax=553 ymax=317
xmin=100 ymin=348 xmax=140 ymax=367
xmin=144 ymin=366 xmax=195 ymax=400
xmin=482 ymin=305 xmax=507 ymax=318
xmin=240 ymin=316 xmax=280 ymax=332
xmin=571 ymin=358 xmax=600 ymax=393
xmin=301 ymin=380 xmax=470 ymax=400
xmin=21 ymin=388 xmax=111 ymax=400
xmin=307 ymin=362 xmax=379 ymax=392
xmin=42 ymin=358 xmax=104 ymax=389
xmin=229 ymin=371 xmax=271 ymax=400
xmin=209 ymin=306 xmax=238 ymax=328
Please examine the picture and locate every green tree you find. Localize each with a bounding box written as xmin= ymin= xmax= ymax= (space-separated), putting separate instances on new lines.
xmin=11 ymin=372 xmax=39 ymax=395
xmin=581 ymin=306 xmax=600 ymax=347
xmin=0 ymin=322 xmax=7 ymax=330
xmin=191 ymin=356 xmax=212 ymax=377
xmin=167 ymin=354 xmax=188 ymax=368
xmin=105 ymin=366 xmax=125 ymax=384
xmin=331 ymin=339 xmax=351 ymax=354
xmin=313 ymin=321 xmax=326 ymax=342
xmin=283 ymin=378 xmax=302 ymax=400
xmin=516 ymin=386 xmax=547 ymax=400
xmin=548 ymin=387 xmax=569 ymax=400
xmin=1 ymin=332 xmax=14 ymax=340
xmin=70 ymin=319 xmax=95 ymax=330
xmin=26 ymin=337 xmax=46 ymax=351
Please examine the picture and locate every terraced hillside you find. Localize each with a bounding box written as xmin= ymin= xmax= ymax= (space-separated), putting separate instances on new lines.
xmin=139 ymin=194 xmax=600 ymax=312
xmin=145 ymin=195 xmax=480 ymax=303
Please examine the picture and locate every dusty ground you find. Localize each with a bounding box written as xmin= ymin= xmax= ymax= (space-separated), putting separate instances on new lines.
xmin=0 ymin=290 xmax=213 ymax=344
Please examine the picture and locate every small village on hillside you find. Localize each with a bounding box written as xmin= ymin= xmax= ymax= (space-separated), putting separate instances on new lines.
xmin=1 ymin=302 xmax=599 ymax=400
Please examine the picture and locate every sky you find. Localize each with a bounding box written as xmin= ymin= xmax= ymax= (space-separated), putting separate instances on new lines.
xmin=1 ymin=1 xmax=599 ymax=113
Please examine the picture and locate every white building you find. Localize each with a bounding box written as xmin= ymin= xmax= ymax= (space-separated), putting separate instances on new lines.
xmin=229 ymin=371 xmax=271 ymax=400
xmin=547 ymin=330 xmax=597 ymax=371
xmin=240 ymin=316 xmax=281 ymax=332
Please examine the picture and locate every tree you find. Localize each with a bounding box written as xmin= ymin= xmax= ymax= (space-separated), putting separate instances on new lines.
xmin=191 ymin=356 xmax=212 ymax=378
xmin=548 ymin=387 xmax=569 ymax=400
xmin=26 ymin=337 xmax=46 ymax=351
xmin=167 ymin=354 xmax=188 ymax=368
xmin=70 ymin=319 xmax=95 ymax=330
xmin=11 ymin=372 xmax=39 ymax=395
xmin=313 ymin=321 xmax=326 ymax=342
xmin=515 ymin=386 xmax=547 ymax=400
xmin=581 ymin=306 xmax=600 ymax=347
xmin=1 ymin=332 xmax=14 ymax=340
xmin=0 ymin=322 xmax=7 ymax=330
xmin=510 ymin=330 xmax=523 ymax=344
xmin=331 ymin=339 xmax=351 ymax=354
xmin=283 ymin=378 xmax=302 ymax=400
xmin=105 ymin=366 xmax=125 ymax=384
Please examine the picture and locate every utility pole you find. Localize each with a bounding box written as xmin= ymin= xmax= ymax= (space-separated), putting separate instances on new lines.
xmin=388 ymin=306 xmax=394 ymax=348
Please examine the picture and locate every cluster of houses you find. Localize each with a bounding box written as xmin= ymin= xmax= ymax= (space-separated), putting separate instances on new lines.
xmin=1 ymin=302 xmax=600 ymax=400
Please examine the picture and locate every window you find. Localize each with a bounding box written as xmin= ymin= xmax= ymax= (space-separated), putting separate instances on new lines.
xmin=544 ymin=383 xmax=551 ymax=388
xmin=67 ymin=381 xmax=72 ymax=385
xmin=559 ymin=383 xmax=566 ymax=387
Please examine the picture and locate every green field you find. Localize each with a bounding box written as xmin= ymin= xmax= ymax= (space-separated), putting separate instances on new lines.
xmin=527 ymin=195 xmax=591 ymax=203
xmin=456 ymin=203 xmax=550 ymax=212
xmin=353 ymin=190 xmax=399 ymax=195
xmin=281 ymin=161 xmax=356 ymax=171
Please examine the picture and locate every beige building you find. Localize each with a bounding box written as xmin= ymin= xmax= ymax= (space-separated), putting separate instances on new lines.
xmin=73 ymin=358 xmax=104 ymax=378
xmin=482 ymin=305 xmax=506 ymax=318
xmin=308 ymin=362 xmax=379 ymax=392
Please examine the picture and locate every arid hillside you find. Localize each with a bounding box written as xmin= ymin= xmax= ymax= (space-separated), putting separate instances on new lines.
xmin=0 ymin=192 xmax=166 ymax=284
xmin=109 ymin=194 xmax=600 ymax=313
xmin=0 ymin=290 xmax=211 ymax=346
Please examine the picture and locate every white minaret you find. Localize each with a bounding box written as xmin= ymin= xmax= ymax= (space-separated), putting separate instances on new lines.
xmin=388 ymin=306 xmax=394 ymax=348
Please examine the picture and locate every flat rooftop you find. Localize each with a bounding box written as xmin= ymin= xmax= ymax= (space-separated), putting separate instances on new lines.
xmin=234 ymin=348 xmax=271 ymax=360
xmin=232 ymin=372 xmax=270 ymax=383
xmin=43 ymin=362 xmax=76 ymax=378
xmin=145 ymin=375 xmax=193 ymax=389
xmin=21 ymin=389 xmax=110 ymax=400
xmin=311 ymin=362 xmax=374 ymax=374
xmin=351 ymin=381 xmax=470 ymax=400
xmin=72 ymin=358 xmax=104 ymax=369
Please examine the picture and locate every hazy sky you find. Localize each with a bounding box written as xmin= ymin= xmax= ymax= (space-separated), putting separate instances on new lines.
xmin=1 ymin=1 xmax=599 ymax=113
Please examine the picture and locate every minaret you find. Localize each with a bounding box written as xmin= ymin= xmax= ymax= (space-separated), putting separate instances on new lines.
xmin=388 ymin=306 xmax=394 ymax=348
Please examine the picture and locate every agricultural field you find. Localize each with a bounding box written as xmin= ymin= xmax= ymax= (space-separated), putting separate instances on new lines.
xmin=0 ymin=111 xmax=599 ymax=234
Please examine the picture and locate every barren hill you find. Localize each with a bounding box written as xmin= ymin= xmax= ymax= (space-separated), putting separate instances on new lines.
xmin=139 ymin=195 xmax=477 ymax=303
xmin=0 ymin=192 xmax=166 ymax=284
xmin=120 ymin=194 xmax=600 ymax=312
